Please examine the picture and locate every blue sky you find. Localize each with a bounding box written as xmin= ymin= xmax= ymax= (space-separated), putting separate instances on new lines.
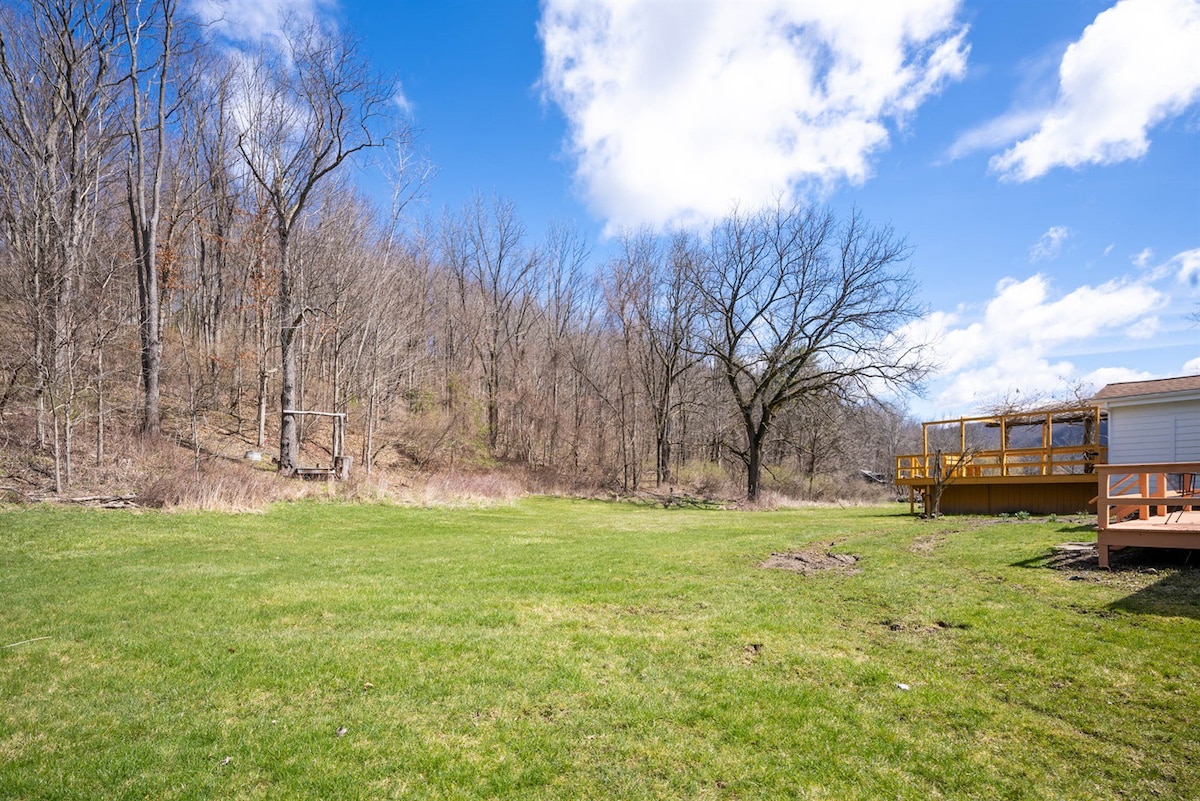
xmin=200 ymin=0 xmax=1200 ymax=419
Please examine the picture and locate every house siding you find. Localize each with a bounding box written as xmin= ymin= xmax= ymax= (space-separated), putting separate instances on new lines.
xmin=1108 ymin=399 xmax=1200 ymax=463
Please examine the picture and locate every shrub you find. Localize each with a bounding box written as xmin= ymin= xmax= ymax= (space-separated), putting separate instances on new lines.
xmin=674 ymin=460 xmax=731 ymax=496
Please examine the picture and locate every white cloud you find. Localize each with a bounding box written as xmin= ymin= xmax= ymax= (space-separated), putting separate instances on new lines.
xmin=1124 ymin=316 xmax=1161 ymax=339
xmin=946 ymin=107 xmax=1045 ymax=162
xmin=194 ymin=1 xmax=415 ymax=127
xmin=538 ymin=0 xmax=968 ymax=231
xmin=190 ymin=0 xmax=334 ymax=47
xmin=1183 ymin=356 xmax=1200 ymax=373
xmin=1132 ymin=246 xmax=1200 ymax=282
xmin=1030 ymin=225 xmax=1071 ymax=262
xmin=1167 ymin=247 xmax=1200 ymax=287
xmin=903 ymin=273 xmax=1165 ymax=413
xmin=988 ymin=0 xmax=1200 ymax=181
xmin=1083 ymin=365 xmax=1159 ymax=388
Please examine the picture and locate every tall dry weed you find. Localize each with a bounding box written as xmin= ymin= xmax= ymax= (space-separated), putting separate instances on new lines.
xmin=408 ymin=471 xmax=524 ymax=506
xmin=140 ymin=461 xmax=304 ymax=511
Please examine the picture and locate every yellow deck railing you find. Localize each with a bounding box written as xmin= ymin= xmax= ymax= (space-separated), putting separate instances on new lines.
xmin=896 ymin=445 xmax=1107 ymax=482
xmin=894 ymin=404 xmax=1106 ymax=485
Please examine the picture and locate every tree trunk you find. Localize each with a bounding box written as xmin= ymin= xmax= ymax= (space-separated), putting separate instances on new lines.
xmin=744 ymin=415 xmax=768 ymax=502
xmin=64 ymin=404 xmax=72 ymax=488
xmin=486 ymin=350 xmax=500 ymax=453
xmin=278 ymin=238 xmax=298 ymax=475
xmin=34 ymin=276 xmax=46 ymax=448
xmin=124 ymin=2 xmax=174 ymax=438
xmin=927 ymin=449 xmax=945 ymax=518
xmin=656 ymin=412 xmax=671 ymax=487
xmin=364 ymin=340 xmax=377 ymax=480
xmin=256 ymin=367 xmax=268 ymax=449
xmin=95 ymin=347 xmax=104 ymax=465
xmin=52 ymin=405 xmax=63 ymax=495
xmin=746 ymin=435 xmax=762 ymax=502
xmin=136 ymin=243 xmax=162 ymax=435
xmin=130 ymin=195 xmax=162 ymax=436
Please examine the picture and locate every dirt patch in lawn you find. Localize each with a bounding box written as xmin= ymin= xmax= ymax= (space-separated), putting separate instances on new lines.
xmin=761 ymin=547 xmax=860 ymax=575
xmin=1040 ymin=542 xmax=1196 ymax=573
xmin=879 ymin=618 xmax=970 ymax=634
xmin=910 ymin=533 xmax=946 ymax=553
xmin=1019 ymin=543 xmax=1200 ymax=595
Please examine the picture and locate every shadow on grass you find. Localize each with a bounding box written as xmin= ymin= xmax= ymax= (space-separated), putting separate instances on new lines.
xmin=1053 ymin=524 xmax=1100 ymax=534
xmin=623 ymin=493 xmax=729 ymax=511
xmin=1110 ymin=568 xmax=1200 ymax=619
xmin=1013 ymin=544 xmax=1200 ymax=620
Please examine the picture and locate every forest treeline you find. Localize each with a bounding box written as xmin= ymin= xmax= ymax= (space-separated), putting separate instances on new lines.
xmin=0 ymin=0 xmax=928 ymax=502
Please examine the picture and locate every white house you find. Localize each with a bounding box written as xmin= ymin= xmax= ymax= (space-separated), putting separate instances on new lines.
xmin=1092 ymin=375 xmax=1200 ymax=464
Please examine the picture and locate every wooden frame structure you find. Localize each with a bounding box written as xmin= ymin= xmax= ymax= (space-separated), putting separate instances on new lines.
xmin=283 ymin=410 xmax=351 ymax=480
xmin=895 ymin=405 xmax=1106 ymax=515
xmin=1095 ymin=462 xmax=1200 ymax=567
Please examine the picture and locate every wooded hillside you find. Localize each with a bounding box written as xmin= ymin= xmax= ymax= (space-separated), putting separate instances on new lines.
xmin=0 ymin=1 xmax=925 ymax=504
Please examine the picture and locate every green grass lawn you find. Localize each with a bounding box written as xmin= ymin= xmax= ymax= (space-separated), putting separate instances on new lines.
xmin=2 ymin=498 xmax=1198 ymax=800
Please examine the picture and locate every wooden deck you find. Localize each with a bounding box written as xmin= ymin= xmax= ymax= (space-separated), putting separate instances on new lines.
xmin=1099 ymin=512 xmax=1200 ymax=568
xmin=920 ymin=476 xmax=1098 ymax=516
xmin=897 ymin=447 xmax=1106 ymax=514
xmin=895 ymin=405 xmax=1107 ymax=515
xmin=1096 ymin=462 xmax=1200 ymax=567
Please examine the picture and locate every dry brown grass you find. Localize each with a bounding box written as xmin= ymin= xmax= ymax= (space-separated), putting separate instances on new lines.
xmin=0 ymin=405 xmax=903 ymax=512
xmin=138 ymin=461 xmax=306 ymax=511
xmin=0 ymin=425 xmax=309 ymax=511
xmin=405 ymin=471 xmax=525 ymax=506
xmin=747 ymin=485 xmax=899 ymax=511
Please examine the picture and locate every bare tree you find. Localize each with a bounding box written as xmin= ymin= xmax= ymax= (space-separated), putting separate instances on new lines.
xmin=533 ymin=219 xmax=591 ymax=466
xmin=118 ymin=0 xmax=185 ymax=436
xmin=441 ymin=193 xmax=538 ymax=455
xmin=233 ymin=19 xmax=395 ymax=475
xmin=606 ymin=229 xmax=701 ymax=486
xmin=692 ymin=201 xmax=928 ymax=501
xmin=0 ymin=5 xmax=948 ymax=502
xmin=0 ymin=0 xmax=118 ymax=489
xmin=924 ymin=447 xmax=977 ymax=518
xmin=184 ymin=57 xmax=239 ymax=367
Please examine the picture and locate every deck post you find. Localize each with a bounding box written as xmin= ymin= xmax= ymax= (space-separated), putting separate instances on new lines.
xmin=999 ymin=418 xmax=1007 ymax=477
xmin=1154 ymin=472 xmax=1166 ymax=518
xmin=1098 ymin=472 xmax=1109 ymax=530
xmin=1098 ymin=543 xmax=1110 ymax=569
xmin=1042 ymin=412 xmax=1052 ymax=475
xmin=1138 ymin=473 xmax=1149 ymax=520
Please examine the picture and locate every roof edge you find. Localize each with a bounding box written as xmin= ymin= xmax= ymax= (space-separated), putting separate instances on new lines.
xmin=1092 ymin=374 xmax=1200 ymax=402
